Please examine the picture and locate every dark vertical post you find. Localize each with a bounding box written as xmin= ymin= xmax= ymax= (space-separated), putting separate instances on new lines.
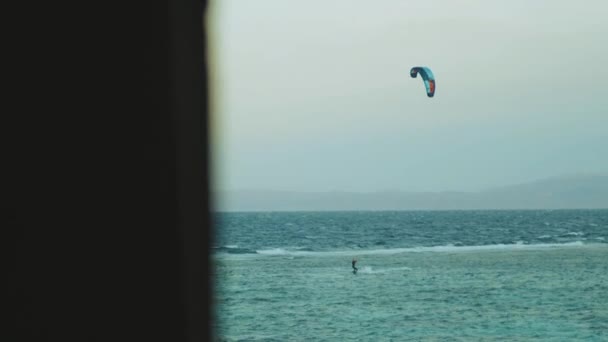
xmin=170 ymin=0 xmax=212 ymax=341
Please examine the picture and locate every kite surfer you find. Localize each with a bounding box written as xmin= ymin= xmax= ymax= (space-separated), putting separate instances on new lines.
xmin=352 ymin=258 xmax=358 ymax=274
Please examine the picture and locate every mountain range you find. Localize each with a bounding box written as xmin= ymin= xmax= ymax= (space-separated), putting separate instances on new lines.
xmin=214 ymin=174 xmax=608 ymax=211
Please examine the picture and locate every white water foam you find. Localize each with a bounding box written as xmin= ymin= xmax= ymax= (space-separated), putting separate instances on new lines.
xmin=251 ymin=241 xmax=595 ymax=258
xmin=562 ymin=231 xmax=584 ymax=237
xmin=256 ymin=247 xmax=311 ymax=255
xmin=358 ymin=266 xmax=412 ymax=274
xmin=256 ymin=248 xmax=290 ymax=255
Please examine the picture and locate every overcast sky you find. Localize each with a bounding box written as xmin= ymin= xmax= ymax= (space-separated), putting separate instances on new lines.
xmin=208 ymin=0 xmax=608 ymax=193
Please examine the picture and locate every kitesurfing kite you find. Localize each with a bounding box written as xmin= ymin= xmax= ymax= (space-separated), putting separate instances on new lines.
xmin=410 ymin=66 xmax=435 ymax=98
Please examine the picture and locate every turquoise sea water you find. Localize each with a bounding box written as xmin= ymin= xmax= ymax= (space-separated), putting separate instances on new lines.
xmin=213 ymin=210 xmax=608 ymax=341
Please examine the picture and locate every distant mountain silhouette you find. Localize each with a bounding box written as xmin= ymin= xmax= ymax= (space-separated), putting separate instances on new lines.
xmin=214 ymin=174 xmax=608 ymax=211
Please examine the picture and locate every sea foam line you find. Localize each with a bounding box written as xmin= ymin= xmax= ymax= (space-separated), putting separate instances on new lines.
xmin=236 ymin=241 xmax=602 ymax=258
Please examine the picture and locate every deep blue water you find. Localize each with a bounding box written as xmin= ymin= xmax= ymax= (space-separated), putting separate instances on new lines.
xmin=213 ymin=210 xmax=608 ymax=341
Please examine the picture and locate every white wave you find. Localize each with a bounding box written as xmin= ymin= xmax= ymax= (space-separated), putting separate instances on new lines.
xmin=252 ymin=241 xmax=595 ymax=258
xmin=255 ymin=247 xmax=310 ymax=255
xmin=537 ymin=235 xmax=552 ymax=239
xmin=358 ymin=266 xmax=411 ymax=274
xmin=562 ymin=231 xmax=584 ymax=237
xmin=256 ymin=248 xmax=290 ymax=255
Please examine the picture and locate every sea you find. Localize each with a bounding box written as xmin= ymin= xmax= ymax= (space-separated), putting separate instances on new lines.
xmin=212 ymin=210 xmax=608 ymax=341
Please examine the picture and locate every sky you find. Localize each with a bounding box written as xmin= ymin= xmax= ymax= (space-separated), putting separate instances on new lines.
xmin=208 ymin=0 xmax=608 ymax=193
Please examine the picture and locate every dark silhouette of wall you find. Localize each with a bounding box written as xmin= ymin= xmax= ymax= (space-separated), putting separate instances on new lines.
xmin=12 ymin=0 xmax=213 ymax=340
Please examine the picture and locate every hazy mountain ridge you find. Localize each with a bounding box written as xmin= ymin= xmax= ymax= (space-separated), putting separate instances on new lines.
xmin=214 ymin=174 xmax=608 ymax=211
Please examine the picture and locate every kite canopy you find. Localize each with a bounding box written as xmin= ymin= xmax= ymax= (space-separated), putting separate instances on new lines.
xmin=410 ymin=66 xmax=435 ymax=97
